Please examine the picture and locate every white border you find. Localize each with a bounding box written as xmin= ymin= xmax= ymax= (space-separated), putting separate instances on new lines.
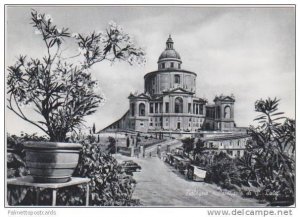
xmin=0 ymin=1 xmax=298 ymax=217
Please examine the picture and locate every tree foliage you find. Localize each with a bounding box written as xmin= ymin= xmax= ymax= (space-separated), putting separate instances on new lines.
xmin=7 ymin=10 xmax=146 ymax=142
xmin=181 ymin=137 xmax=194 ymax=156
xmin=193 ymin=139 xmax=206 ymax=159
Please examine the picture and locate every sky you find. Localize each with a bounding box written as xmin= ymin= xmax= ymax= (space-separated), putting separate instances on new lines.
xmin=5 ymin=5 xmax=295 ymax=135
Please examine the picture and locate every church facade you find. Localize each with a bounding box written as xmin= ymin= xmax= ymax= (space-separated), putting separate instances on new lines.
xmin=103 ymin=36 xmax=237 ymax=133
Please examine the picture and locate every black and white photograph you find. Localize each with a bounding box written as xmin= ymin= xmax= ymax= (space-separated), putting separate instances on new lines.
xmin=4 ymin=4 xmax=296 ymax=210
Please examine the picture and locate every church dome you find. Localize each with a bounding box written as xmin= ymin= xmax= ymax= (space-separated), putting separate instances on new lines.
xmin=159 ymin=49 xmax=181 ymax=60
xmin=158 ymin=35 xmax=181 ymax=62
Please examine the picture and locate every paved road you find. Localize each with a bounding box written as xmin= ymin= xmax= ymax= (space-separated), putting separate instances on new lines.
xmin=116 ymin=154 xmax=264 ymax=207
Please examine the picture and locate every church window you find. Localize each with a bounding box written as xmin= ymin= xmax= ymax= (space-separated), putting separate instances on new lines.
xmin=200 ymin=104 xmax=204 ymax=115
xmin=216 ymin=106 xmax=220 ymax=118
xmin=224 ymin=106 xmax=231 ymax=119
xmin=150 ymin=103 xmax=154 ymax=113
xmin=188 ymin=103 xmax=191 ymax=113
xmin=175 ymin=97 xmax=183 ymax=113
xmin=159 ymin=102 xmax=163 ymax=113
xmin=171 ymin=62 xmax=174 ymax=68
xmin=162 ymin=63 xmax=165 ymax=69
xmin=175 ymin=75 xmax=180 ymax=84
xmin=165 ymin=102 xmax=169 ymax=113
xmin=206 ymin=123 xmax=210 ymax=130
xmin=131 ymin=103 xmax=135 ymax=116
xmin=139 ymin=103 xmax=145 ymax=116
xmin=155 ymin=103 xmax=158 ymax=113
xmin=178 ymin=63 xmax=181 ymax=69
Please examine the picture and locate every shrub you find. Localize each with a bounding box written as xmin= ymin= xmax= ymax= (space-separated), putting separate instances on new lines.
xmin=7 ymin=135 xmax=140 ymax=206
xmin=205 ymin=152 xmax=237 ymax=188
xmin=58 ymin=140 xmax=139 ymax=206
xmin=106 ymin=136 xmax=116 ymax=155
xmin=203 ymin=98 xmax=295 ymax=205
xmin=245 ymin=98 xmax=295 ymax=204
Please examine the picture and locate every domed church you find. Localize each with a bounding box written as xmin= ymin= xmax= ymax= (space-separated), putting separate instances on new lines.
xmin=102 ymin=36 xmax=237 ymax=133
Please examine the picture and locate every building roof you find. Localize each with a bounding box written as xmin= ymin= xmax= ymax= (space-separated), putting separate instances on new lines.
xmin=144 ymin=69 xmax=197 ymax=79
xmin=203 ymin=134 xmax=251 ymax=142
xmin=99 ymin=110 xmax=130 ymax=132
xmin=193 ymin=97 xmax=208 ymax=103
xmin=214 ymin=94 xmax=235 ymax=102
xmin=206 ymin=104 xmax=216 ymax=108
xmin=128 ymin=92 xmax=151 ymax=100
xmin=128 ymin=92 xmax=165 ymax=101
xmin=158 ymin=49 xmax=181 ymax=61
xmin=162 ymin=87 xmax=194 ymax=95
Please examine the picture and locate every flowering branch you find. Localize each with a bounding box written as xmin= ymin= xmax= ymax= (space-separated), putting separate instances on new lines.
xmin=7 ymin=10 xmax=146 ymax=141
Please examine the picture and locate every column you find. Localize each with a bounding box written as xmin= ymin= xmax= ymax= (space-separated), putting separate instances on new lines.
xmin=158 ymin=74 xmax=160 ymax=93
xmin=52 ymin=189 xmax=57 ymax=206
xmin=86 ymin=184 xmax=90 ymax=206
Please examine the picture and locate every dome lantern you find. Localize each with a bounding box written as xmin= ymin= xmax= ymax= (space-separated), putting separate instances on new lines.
xmin=166 ymin=34 xmax=174 ymax=49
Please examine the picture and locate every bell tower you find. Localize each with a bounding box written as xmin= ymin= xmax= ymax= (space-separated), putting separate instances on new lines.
xmin=213 ymin=95 xmax=235 ymax=131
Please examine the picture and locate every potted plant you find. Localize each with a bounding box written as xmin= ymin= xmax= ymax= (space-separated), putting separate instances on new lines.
xmin=7 ymin=10 xmax=145 ymax=183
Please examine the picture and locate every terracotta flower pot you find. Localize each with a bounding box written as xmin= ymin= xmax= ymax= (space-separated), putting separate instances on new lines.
xmin=23 ymin=141 xmax=82 ymax=183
